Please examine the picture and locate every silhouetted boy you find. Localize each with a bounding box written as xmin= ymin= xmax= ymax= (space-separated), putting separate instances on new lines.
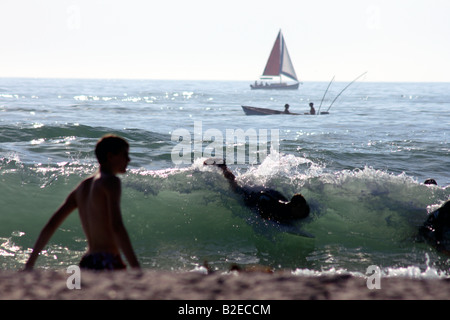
xmin=25 ymin=135 xmax=140 ymax=271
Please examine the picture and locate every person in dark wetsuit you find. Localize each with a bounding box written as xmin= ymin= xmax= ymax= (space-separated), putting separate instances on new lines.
xmin=204 ymin=158 xmax=310 ymax=224
xmin=419 ymin=200 xmax=450 ymax=254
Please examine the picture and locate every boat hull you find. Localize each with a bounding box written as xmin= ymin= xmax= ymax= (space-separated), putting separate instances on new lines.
xmin=241 ymin=106 xmax=330 ymax=116
xmin=241 ymin=106 xmax=298 ymax=115
xmin=250 ymin=82 xmax=299 ymax=90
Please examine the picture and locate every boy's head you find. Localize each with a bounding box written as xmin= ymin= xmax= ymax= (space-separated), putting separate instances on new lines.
xmin=286 ymin=193 xmax=310 ymax=220
xmin=95 ymin=134 xmax=129 ymax=166
xmin=258 ymin=193 xmax=310 ymax=224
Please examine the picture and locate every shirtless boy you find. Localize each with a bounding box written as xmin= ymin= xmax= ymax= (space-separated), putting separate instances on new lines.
xmin=25 ymin=135 xmax=140 ymax=271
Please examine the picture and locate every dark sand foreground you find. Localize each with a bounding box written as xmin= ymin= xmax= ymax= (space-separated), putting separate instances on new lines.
xmin=1 ymin=269 xmax=449 ymax=300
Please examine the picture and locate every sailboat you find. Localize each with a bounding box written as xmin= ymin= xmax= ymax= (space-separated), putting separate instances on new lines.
xmin=250 ymin=30 xmax=300 ymax=90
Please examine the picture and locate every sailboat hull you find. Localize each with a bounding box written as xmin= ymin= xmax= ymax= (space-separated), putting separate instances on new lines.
xmin=250 ymin=82 xmax=299 ymax=90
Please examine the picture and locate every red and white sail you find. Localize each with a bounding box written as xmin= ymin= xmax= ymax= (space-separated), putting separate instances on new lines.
xmin=262 ymin=30 xmax=298 ymax=82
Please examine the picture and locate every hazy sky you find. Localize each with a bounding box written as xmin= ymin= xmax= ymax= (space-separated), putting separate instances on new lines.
xmin=1 ymin=0 xmax=449 ymax=82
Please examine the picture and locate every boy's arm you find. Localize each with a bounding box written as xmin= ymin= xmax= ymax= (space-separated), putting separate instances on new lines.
xmin=107 ymin=177 xmax=140 ymax=269
xmin=203 ymin=159 xmax=238 ymax=192
xmin=219 ymin=165 xmax=239 ymax=192
xmin=24 ymin=191 xmax=77 ymax=270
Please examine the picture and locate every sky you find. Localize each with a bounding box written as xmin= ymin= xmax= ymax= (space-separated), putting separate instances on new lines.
xmin=1 ymin=0 xmax=449 ymax=82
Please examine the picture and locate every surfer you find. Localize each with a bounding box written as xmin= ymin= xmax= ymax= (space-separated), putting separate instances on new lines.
xmin=419 ymin=200 xmax=450 ymax=254
xmin=25 ymin=135 xmax=141 ymax=271
xmin=204 ymin=158 xmax=310 ymax=225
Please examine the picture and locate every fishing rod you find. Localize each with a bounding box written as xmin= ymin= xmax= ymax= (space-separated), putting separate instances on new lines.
xmin=326 ymin=71 xmax=367 ymax=112
xmin=317 ymin=75 xmax=335 ymax=115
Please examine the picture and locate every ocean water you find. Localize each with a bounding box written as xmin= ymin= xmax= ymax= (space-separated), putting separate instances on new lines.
xmin=0 ymin=78 xmax=449 ymax=279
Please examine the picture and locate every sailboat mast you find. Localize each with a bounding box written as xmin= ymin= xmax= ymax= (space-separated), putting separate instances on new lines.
xmin=279 ymin=30 xmax=283 ymax=84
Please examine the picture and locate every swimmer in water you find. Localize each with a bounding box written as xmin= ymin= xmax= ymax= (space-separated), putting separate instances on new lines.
xmin=204 ymin=158 xmax=310 ymax=224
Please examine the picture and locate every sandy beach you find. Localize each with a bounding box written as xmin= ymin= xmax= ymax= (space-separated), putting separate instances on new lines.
xmin=1 ymin=269 xmax=449 ymax=300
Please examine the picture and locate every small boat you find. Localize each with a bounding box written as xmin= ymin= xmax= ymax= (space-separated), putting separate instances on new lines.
xmin=250 ymin=30 xmax=300 ymax=90
xmin=241 ymin=105 xmax=330 ymax=116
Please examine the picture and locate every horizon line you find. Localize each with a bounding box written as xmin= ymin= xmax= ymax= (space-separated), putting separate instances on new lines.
xmin=1 ymin=75 xmax=450 ymax=84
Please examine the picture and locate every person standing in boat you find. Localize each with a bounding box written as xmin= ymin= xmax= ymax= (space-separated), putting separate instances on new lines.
xmin=284 ymin=104 xmax=291 ymax=114
xmin=309 ymin=102 xmax=316 ymax=115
